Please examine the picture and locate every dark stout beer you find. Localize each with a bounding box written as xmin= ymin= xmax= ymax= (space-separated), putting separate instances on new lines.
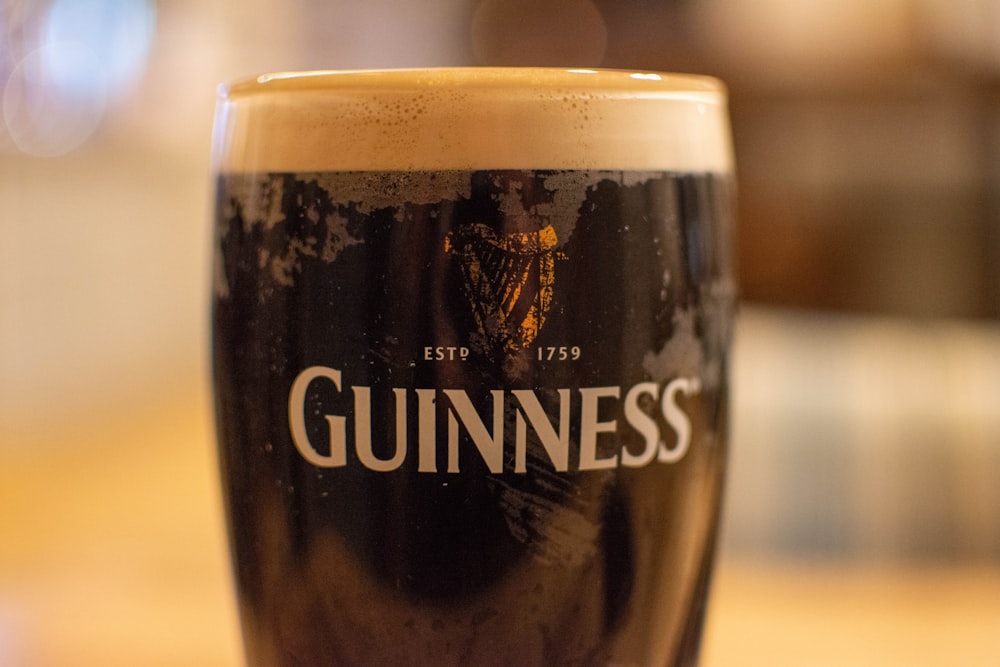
xmin=211 ymin=69 xmax=735 ymax=666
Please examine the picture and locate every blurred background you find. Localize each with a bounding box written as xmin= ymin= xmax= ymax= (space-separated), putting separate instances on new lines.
xmin=2 ymin=0 xmax=999 ymax=664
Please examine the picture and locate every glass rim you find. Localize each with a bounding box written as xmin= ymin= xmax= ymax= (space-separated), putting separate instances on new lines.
xmin=219 ymin=67 xmax=726 ymax=103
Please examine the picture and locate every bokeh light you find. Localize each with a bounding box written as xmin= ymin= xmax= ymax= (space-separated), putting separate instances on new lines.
xmin=0 ymin=0 xmax=155 ymax=156
xmin=44 ymin=0 xmax=155 ymax=96
xmin=3 ymin=42 xmax=106 ymax=156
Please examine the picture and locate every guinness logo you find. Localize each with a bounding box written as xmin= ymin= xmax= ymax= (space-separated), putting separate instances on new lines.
xmin=445 ymin=224 xmax=559 ymax=354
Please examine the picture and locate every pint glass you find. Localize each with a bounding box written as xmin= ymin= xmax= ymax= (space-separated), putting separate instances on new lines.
xmin=211 ymin=68 xmax=735 ymax=666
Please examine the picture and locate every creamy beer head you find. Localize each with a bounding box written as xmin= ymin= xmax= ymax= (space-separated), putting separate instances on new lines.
xmin=213 ymin=67 xmax=732 ymax=173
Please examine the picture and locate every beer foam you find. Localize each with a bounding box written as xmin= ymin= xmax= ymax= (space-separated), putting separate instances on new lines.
xmin=213 ymin=68 xmax=732 ymax=173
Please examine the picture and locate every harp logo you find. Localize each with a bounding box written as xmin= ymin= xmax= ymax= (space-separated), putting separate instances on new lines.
xmin=444 ymin=224 xmax=560 ymax=355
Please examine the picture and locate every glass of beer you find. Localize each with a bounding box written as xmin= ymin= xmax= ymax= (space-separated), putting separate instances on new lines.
xmin=211 ymin=68 xmax=735 ymax=666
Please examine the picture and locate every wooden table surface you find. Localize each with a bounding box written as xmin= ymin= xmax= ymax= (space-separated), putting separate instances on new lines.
xmin=2 ymin=394 xmax=998 ymax=666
